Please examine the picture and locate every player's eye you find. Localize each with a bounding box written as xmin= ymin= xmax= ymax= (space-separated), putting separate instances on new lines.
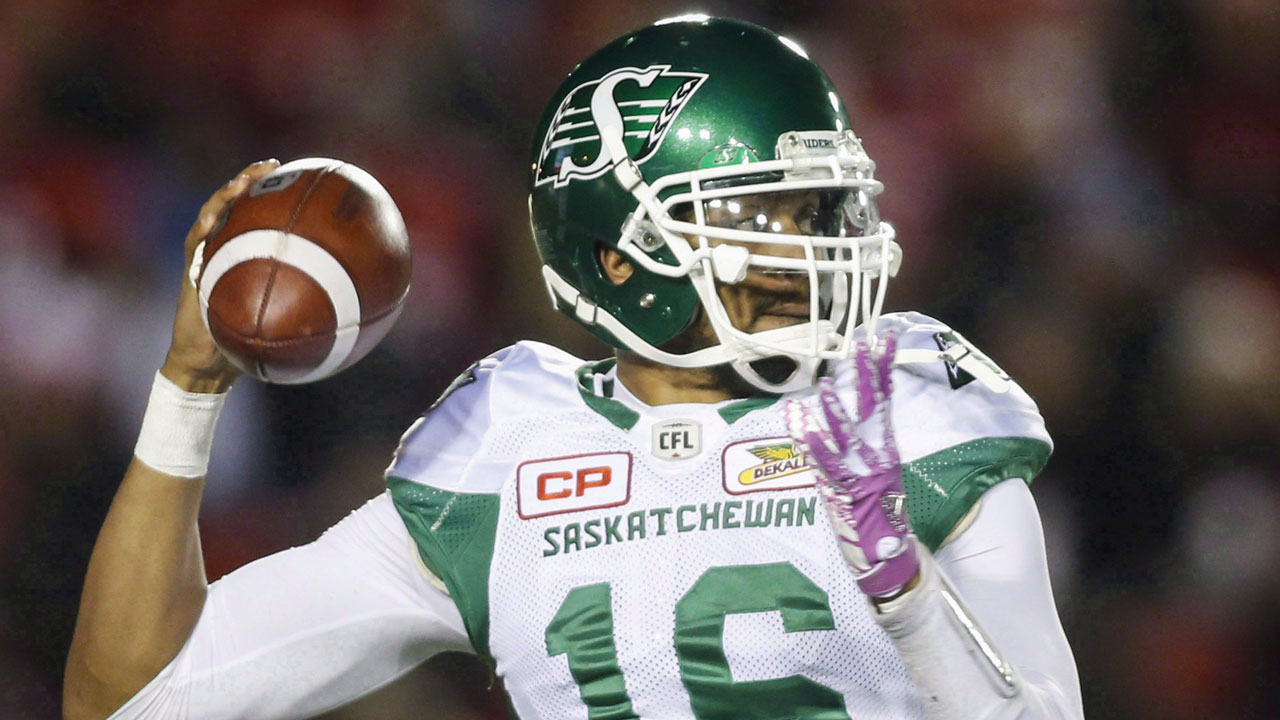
xmin=734 ymin=212 xmax=772 ymax=233
xmin=795 ymin=206 xmax=821 ymax=235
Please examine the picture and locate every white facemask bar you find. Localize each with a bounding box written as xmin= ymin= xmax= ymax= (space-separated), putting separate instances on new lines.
xmin=672 ymin=221 xmax=898 ymax=380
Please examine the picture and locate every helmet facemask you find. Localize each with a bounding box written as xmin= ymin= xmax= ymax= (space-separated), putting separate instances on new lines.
xmin=597 ymin=128 xmax=901 ymax=393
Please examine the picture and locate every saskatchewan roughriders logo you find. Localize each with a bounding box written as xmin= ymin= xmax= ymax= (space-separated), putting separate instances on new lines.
xmin=535 ymin=65 xmax=708 ymax=188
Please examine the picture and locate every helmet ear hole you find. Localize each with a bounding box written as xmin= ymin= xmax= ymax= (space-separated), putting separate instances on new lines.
xmin=597 ymin=245 xmax=635 ymax=286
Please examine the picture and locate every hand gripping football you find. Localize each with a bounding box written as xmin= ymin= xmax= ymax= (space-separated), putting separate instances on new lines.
xmin=192 ymin=158 xmax=411 ymax=384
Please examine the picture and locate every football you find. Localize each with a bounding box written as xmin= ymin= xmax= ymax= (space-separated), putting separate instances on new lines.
xmin=194 ymin=158 xmax=411 ymax=384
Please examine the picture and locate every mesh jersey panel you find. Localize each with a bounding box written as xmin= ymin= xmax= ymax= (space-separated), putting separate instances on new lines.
xmin=387 ymin=479 xmax=500 ymax=659
xmin=902 ymin=437 xmax=1050 ymax=548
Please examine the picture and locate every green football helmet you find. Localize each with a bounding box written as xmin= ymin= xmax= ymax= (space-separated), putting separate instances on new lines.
xmin=529 ymin=15 xmax=901 ymax=393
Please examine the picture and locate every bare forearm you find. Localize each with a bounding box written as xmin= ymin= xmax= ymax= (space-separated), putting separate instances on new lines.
xmin=64 ymin=160 xmax=278 ymax=720
xmin=64 ymin=460 xmax=208 ymax=720
xmin=66 ymin=316 xmax=242 ymax=718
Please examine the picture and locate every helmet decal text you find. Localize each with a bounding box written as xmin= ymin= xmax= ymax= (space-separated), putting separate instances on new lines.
xmin=535 ymin=65 xmax=708 ymax=188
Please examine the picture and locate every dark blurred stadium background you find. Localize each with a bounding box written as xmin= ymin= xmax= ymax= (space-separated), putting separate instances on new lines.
xmin=1 ymin=0 xmax=1277 ymax=717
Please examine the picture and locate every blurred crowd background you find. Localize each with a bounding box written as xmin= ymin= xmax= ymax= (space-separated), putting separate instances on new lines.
xmin=1 ymin=0 xmax=1277 ymax=717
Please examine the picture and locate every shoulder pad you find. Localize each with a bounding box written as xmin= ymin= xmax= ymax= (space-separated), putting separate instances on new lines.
xmin=385 ymin=341 xmax=586 ymax=492
xmin=856 ymin=312 xmax=1051 ymax=463
xmin=833 ymin=313 xmax=1052 ymax=549
xmin=886 ymin=312 xmax=1011 ymax=394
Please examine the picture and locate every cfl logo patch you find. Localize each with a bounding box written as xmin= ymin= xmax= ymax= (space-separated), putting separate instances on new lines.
xmin=517 ymin=452 xmax=632 ymax=519
xmin=652 ymin=418 xmax=701 ymax=460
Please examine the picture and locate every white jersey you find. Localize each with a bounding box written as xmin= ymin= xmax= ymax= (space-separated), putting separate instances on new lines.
xmin=109 ymin=313 xmax=1079 ymax=720
xmin=387 ymin=312 xmax=1052 ymax=720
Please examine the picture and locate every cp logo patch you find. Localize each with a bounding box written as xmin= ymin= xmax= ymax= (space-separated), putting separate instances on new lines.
xmin=517 ymin=452 xmax=632 ymax=519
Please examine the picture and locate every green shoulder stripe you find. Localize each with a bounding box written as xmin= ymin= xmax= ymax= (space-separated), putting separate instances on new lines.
xmin=903 ymin=437 xmax=1052 ymax=551
xmin=387 ymin=477 xmax=501 ymax=663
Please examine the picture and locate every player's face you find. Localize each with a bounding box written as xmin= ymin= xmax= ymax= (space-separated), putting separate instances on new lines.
xmin=665 ymin=188 xmax=838 ymax=350
xmin=704 ymin=190 xmax=825 ymax=334
xmin=607 ymin=187 xmax=851 ymax=367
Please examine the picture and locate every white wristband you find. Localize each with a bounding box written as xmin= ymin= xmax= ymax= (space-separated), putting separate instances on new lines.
xmin=133 ymin=371 xmax=228 ymax=478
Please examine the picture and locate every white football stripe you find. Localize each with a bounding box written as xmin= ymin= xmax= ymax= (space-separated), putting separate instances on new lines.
xmin=200 ymin=229 xmax=361 ymax=384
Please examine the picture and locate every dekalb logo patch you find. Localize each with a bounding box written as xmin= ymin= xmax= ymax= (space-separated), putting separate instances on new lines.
xmin=722 ymin=438 xmax=815 ymax=495
xmin=534 ymin=65 xmax=708 ymax=188
xmin=517 ymin=452 xmax=632 ymax=519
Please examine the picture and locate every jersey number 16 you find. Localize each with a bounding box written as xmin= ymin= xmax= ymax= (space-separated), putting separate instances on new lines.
xmin=546 ymin=561 xmax=854 ymax=720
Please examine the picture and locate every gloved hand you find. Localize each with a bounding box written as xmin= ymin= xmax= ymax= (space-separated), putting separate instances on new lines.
xmin=783 ymin=332 xmax=919 ymax=598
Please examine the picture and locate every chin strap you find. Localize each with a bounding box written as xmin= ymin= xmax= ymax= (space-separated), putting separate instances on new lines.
xmin=894 ymin=347 xmax=1011 ymax=394
xmin=542 ymin=265 xmax=824 ymax=393
xmin=542 ymin=266 xmax=729 ymax=367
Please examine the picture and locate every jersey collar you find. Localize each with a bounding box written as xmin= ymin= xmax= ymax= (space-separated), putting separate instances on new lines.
xmin=574 ymin=359 xmax=779 ymax=431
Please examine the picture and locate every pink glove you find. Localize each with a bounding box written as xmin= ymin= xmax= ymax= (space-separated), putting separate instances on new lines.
xmin=783 ymin=332 xmax=919 ymax=598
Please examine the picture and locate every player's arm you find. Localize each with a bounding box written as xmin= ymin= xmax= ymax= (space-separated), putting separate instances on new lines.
xmin=65 ymin=161 xmax=475 ymax=720
xmin=927 ymin=478 xmax=1082 ymax=718
xmin=64 ymin=162 xmax=278 ymax=720
xmin=863 ymin=478 xmax=1081 ymax=720
xmin=100 ymin=493 xmax=471 ymax=720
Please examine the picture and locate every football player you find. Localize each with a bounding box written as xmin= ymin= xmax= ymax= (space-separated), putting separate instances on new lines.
xmin=65 ymin=16 xmax=1083 ymax=720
